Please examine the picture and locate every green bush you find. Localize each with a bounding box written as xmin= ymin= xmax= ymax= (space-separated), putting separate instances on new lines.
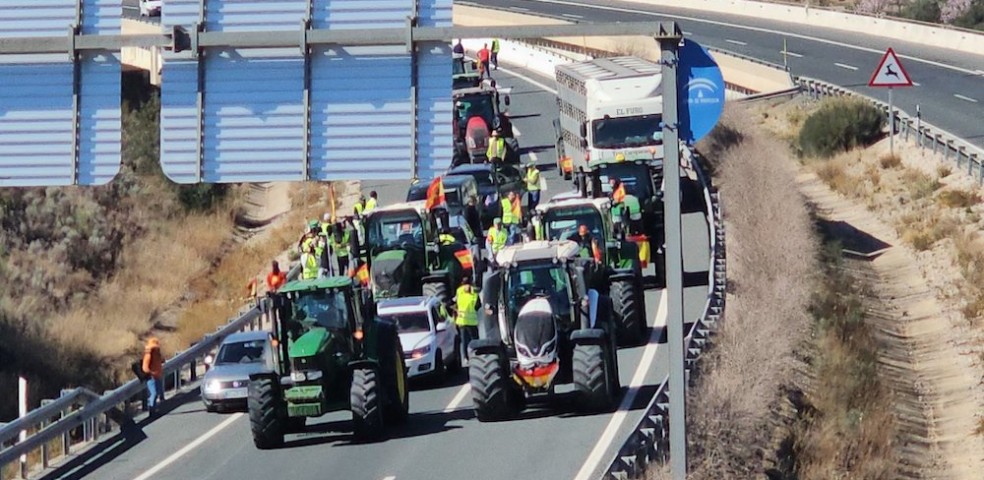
xmin=798 ymin=99 xmax=885 ymax=158
xmin=953 ymin=2 xmax=984 ymax=30
xmin=901 ymin=0 xmax=942 ymax=23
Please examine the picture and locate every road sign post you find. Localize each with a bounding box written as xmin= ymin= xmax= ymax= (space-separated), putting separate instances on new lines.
xmin=868 ymin=48 xmax=913 ymax=157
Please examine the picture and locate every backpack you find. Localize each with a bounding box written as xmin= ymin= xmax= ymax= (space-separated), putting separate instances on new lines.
xmin=131 ymin=359 xmax=148 ymax=381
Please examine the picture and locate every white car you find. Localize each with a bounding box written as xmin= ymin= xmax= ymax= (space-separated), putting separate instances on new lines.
xmin=139 ymin=0 xmax=162 ymax=17
xmin=378 ymin=296 xmax=461 ymax=380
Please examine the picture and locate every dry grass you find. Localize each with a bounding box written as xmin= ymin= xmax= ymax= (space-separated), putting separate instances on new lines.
xmin=937 ymin=188 xmax=980 ymax=209
xmin=813 ymin=155 xmax=864 ymax=198
xmin=896 ymin=211 xmax=959 ymax=251
xmin=878 ymin=152 xmax=902 ymax=169
xmin=900 ymin=168 xmax=942 ymax=200
xmin=937 ymin=164 xmax=953 ymax=178
xmin=686 ymin=107 xmax=819 ymax=478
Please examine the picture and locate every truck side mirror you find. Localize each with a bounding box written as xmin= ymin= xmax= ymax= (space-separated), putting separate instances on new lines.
xmin=580 ymin=138 xmax=588 ymax=149
xmin=579 ymin=122 xmax=588 ymax=138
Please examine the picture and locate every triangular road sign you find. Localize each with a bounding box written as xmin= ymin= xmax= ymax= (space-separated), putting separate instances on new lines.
xmin=869 ymin=48 xmax=913 ymax=87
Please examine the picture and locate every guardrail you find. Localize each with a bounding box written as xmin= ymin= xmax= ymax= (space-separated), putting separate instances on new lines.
xmin=0 ymin=264 xmax=301 ymax=480
xmin=797 ymin=77 xmax=984 ymax=184
xmin=603 ymin=148 xmax=727 ymax=479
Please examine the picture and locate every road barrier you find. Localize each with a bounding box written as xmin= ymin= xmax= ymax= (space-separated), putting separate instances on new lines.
xmin=0 ymin=264 xmax=300 ymax=480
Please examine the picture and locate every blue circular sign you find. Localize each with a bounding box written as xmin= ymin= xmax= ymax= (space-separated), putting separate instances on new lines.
xmin=678 ymin=39 xmax=725 ymax=144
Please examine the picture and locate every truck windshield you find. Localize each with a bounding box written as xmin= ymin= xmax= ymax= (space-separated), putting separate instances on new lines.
xmin=591 ymin=114 xmax=663 ymax=148
xmin=543 ymin=206 xmax=604 ymax=243
xmin=366 ymin=211 xmax=422 ymax=250
xmin=506 ymin=263 xmax=572 ymax=327
xmin=292 ymin=290 xmax=348 ymax=331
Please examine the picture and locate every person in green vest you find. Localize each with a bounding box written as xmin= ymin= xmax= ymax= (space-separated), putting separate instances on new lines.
xmin=300 ymin=243 xmax=319 ymax=280
xmin=454 ymin=276 xmax=480 ymax=361
xmin=500 ymin=191 xmax=521 ymax=241
xmin=353 ymin=195 xmax=366 ymax=217
xmin=525 ymin=159 xmax=541 ymax=211
xmin=622 ymin=193 xmax=643 ymax=235
xmin=486 ymin=217 xmax=508 ymax=261
xmin=320 ymin=213 xmax=332 ymax=237
xmin=490 ymin=38 xmax=501 ymax=70
xmin=331 ymin=221 xmax=351 ymax=276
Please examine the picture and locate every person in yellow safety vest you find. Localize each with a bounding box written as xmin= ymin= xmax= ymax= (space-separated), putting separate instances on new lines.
xmin=320 ymin=213 xmax=332 ymax=236
xmin=353 ymin=195 xmax=366 ymax=217
xmin=487 ymin=129 xmax=506 ymax=163
xmin=490 ymin=38 xmax=500 ymax=70
xmin=365 ymin=191 xmax=378 ymax=213
xmin=438 ymin=228 xmax=456 ymax=246
xmin=301 ymin=244 xmax=319 ymax=280
xmin=525 ymin=160 xmax=541 ymax=211
xmin=486 ymin=217 xmax=508 ymax=260
xmin=454 ymin=276 xmax=480 ymax=361
xmin=500 ymin=191 xmax=522 ymax=241
xmin=299 ymin=220 xmax=319 ymax=254
xmin=331 ymin=223 xmax=351 ymax=276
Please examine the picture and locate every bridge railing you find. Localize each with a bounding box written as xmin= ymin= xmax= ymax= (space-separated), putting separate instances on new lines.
xmin=0 ymin=265 xmax=300 ymax=480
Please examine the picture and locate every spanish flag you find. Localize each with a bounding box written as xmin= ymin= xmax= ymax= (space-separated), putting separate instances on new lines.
xmin=453 ymin=249 xmax=474 ymax=270
xmin=627 ymin=234 xmax=650 ymax=268
xmin=424 ymin=176 xmax=446 ymax=211
xmin=612 ymin=183 xmax=626 ymax=204
xmin=355 ymin=263 xmax=370 ymax=286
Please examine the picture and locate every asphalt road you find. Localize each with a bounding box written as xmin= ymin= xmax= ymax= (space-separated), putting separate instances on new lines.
xmin=46 ymin=65 xmax=711 ymax=480
xmin=477 ymin=0 xmax=984 ymax=148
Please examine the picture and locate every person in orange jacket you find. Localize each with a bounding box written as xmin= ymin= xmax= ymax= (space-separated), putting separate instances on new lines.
xmin=266 ymin=260 xmax=287 ymax=292
xmin=142 ymin=337 xmax=164 ymax=414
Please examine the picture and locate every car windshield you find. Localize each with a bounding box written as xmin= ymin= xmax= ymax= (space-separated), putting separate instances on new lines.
xmin=591 ymin=114 xmax=663 ymax=148
xmin=506 ymin=262 xmax=572 ymax=327
xmin=382 ymin=312 xmax=432 ymax=334
xmin=366 ymin=211 xmax=423 ymax=250
xmin=544 ymin=206 xmax=604 ymax=242
xmin=597 ymin=163 xmax=655 ymax=199
xmin=216 ymin=339 xmax=266 ymax=365
xmin=292 ymin=290 xmax=348 ymax=330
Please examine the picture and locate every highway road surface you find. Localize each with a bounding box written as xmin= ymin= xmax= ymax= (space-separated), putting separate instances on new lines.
xmin=476 ymin=0 xmax=984 ymax=148
xmin=43 ymin=64 xmax=712 ymax=480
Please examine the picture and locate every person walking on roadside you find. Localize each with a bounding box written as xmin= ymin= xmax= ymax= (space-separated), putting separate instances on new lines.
xmin=454 ymin=276 xmax=480 ymax=362
xmin=525 ymin=159 xmax=541 ymax=211
xmin=266 ymin=260 xmax=287 ymax=292
xmin=142 ymin=337 xmax=164 ymax=415
xmin=490 ymin=38 xmax=500 ymax=70
xmin=477 ymin=43 xmax=491 ymax=79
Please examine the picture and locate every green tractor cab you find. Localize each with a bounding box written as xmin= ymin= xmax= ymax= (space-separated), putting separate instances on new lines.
xmin=247 ymin=276 xmax=409 ymax=449
xmin=529 ymin=197 xmax=648 ymax=346
xmin=360 ymin=201 xmax=481 ymax=306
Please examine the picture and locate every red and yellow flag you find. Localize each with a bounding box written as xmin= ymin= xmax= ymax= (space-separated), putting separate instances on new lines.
xmin=453 ymin=249 xmax=474 ymax=270
xmin=355 ymin=263 xmax=370 ymax=286
xmin=424 ymin=176 xmax=446 ymax=211
xmin=612 ymin=183 xmax=626 ymax=204
xmin=627 ymin=234 xmax=650 ymax=268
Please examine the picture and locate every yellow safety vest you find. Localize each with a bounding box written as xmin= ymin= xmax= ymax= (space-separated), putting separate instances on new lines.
xmin=487 ymin=226 xmax=507 ymax=253
xmin=332 ymin=230 xmax=350 ymax=257
xmin=439 ymin=233 xmax=456 ymax=245
xmin=491 ymin=39 xmax=500 ymax=53
xmin=487 ymin=138 xmax=506 ymax=160
xmin=354 ymin=203 xmax=364 ymax=216
xmin=455 ymin=285 xmax=479 ymax=326
xmin=321 ymin=222 xmax=331 ymax=236
xmin=526 ymin=167 xmax=540 ymax=191
xmin=501 ymin=198 xmax=518 ymax=224
xmin=365 ymin=197 xmax=377 ymax=213
xmin=301 ymin=253 xmax=318 ymax=279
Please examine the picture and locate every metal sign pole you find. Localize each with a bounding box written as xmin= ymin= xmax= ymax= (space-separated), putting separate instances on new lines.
xmin=888 ymin=86 xmax=894 ymax=157
xmin=659 ymin=35 xmax=687 ymax=480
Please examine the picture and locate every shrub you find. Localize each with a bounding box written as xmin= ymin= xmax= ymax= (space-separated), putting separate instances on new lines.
xmin=952 ymin=1 xmax=984 ymax=29
xmin=175 ymin=184 xmax=229 ymax=211
xmin=878 ymin=152 xmax=901 ymax=169
xmin=901 ymin=168 xmax=941 ymax=200
xmin=937 ymin=189 xmax=980 ymax=208
xmin=798 ymin=98 xmax=884 ymax=158
xmin=937 ymin=164 xmax=953 ymax=178
xmin=902 ymin=0 xmax=943 ymax=22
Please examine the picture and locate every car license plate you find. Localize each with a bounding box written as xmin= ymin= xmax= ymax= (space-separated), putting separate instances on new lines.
xmin=223 ymin=388 xmax=247 ymax=399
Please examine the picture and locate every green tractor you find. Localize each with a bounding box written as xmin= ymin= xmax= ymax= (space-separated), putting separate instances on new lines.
xmin=528 ymin=196 xmax=648 ymax=345
xmin=360 ymin=201 xmax=477 ymax=306
xmin=247 ymin=276 xmax=409 ymax=448
xmin=575 ymin=159 xmax=665 ymax=287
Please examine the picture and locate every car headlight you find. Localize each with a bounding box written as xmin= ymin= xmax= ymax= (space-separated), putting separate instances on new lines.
xmin=410 ymin=345 xmax=432 ymax=359
xmin=204 ymin=379 xmax=221 ymax=394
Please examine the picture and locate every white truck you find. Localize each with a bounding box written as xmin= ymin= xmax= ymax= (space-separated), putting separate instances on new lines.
xmin=553 ymin=56 xmax=664 ymax=179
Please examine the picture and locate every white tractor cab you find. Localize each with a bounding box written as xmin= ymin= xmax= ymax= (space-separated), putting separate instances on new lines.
xmin=468 ymin=240 xmax=621 ymax=421
xmin=377 ymin=296 xmax=461 ymax=380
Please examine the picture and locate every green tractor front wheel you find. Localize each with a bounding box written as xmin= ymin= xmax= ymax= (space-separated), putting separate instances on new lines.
xmin=351 ymin=368 xmax=384 ymax=441
xmin=248 ymin=375 xmax=286 ymax=449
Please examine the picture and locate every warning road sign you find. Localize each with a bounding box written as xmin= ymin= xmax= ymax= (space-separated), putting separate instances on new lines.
xmin=869 ymin=48 xmax=913 ymax=87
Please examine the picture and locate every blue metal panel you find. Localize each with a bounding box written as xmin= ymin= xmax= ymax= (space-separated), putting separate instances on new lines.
xmin=159 ymin=59 xmax=200 ymax=182
xmin=0 ymin=0 xmax=121 ymax=187
xmin=416 ymin=42 xmax=453 ymax=180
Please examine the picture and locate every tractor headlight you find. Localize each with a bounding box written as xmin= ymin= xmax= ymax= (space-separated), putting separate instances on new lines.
xmin=291 ymin=370 xmax=323 ymax=382
xmin=410 ymin=345 xmax=431 ymax=359
xmin=290 ymin=371 xmax=306 ymax=382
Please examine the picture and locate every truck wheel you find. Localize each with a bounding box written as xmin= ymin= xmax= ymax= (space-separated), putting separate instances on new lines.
xmin=422 ymin=281 xmax=447 ymax=306
xmin=573 ymin=342 xmax=616 ymax=412
xmin=351 ymin=368 xmax=384 ymax=441
xmin=377 ymin=325 xmax=410 ymax=425
xmin=611 ymin=280 xmax=644 ymax=346
xmin=469 ymin=349 xmax=516 ymax=421
xmin=247 ymin=376 xmax=285 ymax=449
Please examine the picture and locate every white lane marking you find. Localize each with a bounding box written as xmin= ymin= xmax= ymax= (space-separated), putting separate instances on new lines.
xmin=382 ymin=476 xmax=397 ymax=480
xmin=132 ymin=413 xmax=244 ymax=480
xmin=781 ymin=50 xmax=803 ymax=58
xmin=512 ymin=124 xmax=522 ymax=137
xmin=573 ymin=289 xmax=667 ymax=480
xmin=562 ymin=13 xmax=584 ymax=19
xmin=834 ymin=62 xmax=858 ymax=71
xmin=510 ymin=6 xmax=530 ymax=11
xmin=912 ymin=81 xmax=921 ymax=86
xmin=494 ymin=65 xmax=558 ymax=95
xmin=524 ymin=0 xmax=981 ymax=76
xmin=975 ymin=70 xmax=984 ymax=76
xmin=725 ymin=39 xmax=747 ymax=46
xmin=954 ymin=94 xmax=978 ymax=103
xmin=443 ymin=384 xmax=472 ymax=413
xmin=682 ymin=31 xmax=693 ymax=36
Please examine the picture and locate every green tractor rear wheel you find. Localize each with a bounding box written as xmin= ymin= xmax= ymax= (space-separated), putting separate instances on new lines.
xmin=422 ymin=281 xmax=448 ymax=306
xmin=351 ymin=368 xmax=384 ymax=441
xmin=572 ymin=342 xmax=617 ymax=412
xmin=611 ymin=280 xmax=644 ymax=346
xmin=247 ymin=376 xmax=286 ymax=449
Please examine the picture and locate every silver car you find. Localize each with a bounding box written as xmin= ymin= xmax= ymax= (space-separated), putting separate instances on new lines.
xmin=201 ymin=330 xmax=274 ymax=412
